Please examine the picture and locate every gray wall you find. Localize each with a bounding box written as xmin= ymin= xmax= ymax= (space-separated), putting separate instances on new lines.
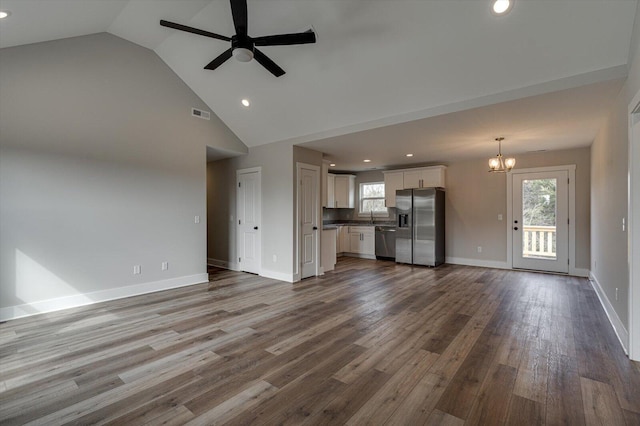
xmin=591 ymin=3 xmax=640 ymax=329
xmin=207 ymin=141 xmax=296 ymax=278
xmin=207 ymin=144 xmax=324 ymax=280
xmin=446 ymin=147 xmax=591 ymax=269
xmin=0 ymin=33 xmax=246 ymax=312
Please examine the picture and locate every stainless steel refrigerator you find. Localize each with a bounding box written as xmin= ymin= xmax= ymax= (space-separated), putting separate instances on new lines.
xmin=395 ymin=187 xmax=445 ymax=267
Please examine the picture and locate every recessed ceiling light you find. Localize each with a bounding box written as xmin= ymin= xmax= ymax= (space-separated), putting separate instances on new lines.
xmin=406 ymin=154 xmax=414 ymax=157
xmin=0 ymin=10 xmax=11 ymax=19
xmin=241 ymin=99 xmax=250 ymax=107
xmin=330 ymin=163 xmax=336 ymax=167
xmin=363 ymin=159 xmax=371 ymax=163
xmin=491 ymin=0 xmax=513 ymax=16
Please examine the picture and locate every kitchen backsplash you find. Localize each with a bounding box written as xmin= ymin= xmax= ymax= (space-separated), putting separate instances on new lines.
xmin=323 ymin=207 xmax=397 ymax=224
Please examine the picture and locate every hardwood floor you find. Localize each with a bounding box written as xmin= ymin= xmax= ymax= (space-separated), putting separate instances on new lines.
xmin=1 ymin=258 xmax=639 ymax=425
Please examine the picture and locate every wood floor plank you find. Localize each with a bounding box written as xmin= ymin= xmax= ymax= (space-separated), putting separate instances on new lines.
xmin=505 ymin=395 xmax=545 ymax=426
xmin=1 ymin=260 xmax=638 ymax=425
xmin=580 ymin=377 xmax=627 ymax=426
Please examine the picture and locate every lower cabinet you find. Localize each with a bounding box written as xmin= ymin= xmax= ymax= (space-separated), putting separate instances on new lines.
xmin=348 ymin=226 xmax=375 ymax=257
xmin=321 ymin=229 xmax=337 ymax=272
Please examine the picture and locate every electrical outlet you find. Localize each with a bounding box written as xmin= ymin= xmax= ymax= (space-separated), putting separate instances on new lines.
xmin=162 ymin=262 xmax=169 ymax=271
xmin=498 ymin=214 xmax=503 ymax=221
xmin=622 ymin=217 xmax=625 ymax=232
xmin=133 ymin=265 xmax=141 ymax=275
xmin=195 ymin=215 xmax=200 ymax=224
xmin=477 ymin=246 xmax=482 ymax=253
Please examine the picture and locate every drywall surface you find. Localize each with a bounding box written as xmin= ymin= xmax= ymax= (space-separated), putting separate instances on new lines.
xmin=446 ymin=147 xmax=591 ymax=269
xmin=207 ymin=141 xmax=295 ymax=279
xmin=590 ymin=2 xmax=640 ymax=331
xmin=0 ymin=33 xmax=246 ymax=316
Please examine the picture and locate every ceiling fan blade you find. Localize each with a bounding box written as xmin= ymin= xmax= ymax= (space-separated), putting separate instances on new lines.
xmin=160 ymin=20 xmax=231 ymax=42
xmin=253 ymin=48 xmax=285 ymax=77
xmin=253 ymin=29 xmax=316 ymax=46
xmin=230 ymin=0 xmax=248 ymax=36
xmin=204 ymin=48 xmax=233 ymax=70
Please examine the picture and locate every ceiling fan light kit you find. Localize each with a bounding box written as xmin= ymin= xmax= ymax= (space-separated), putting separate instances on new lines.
xmin=159 ymin=0 xmax=316 ymax=77
xmin=488 ymin=137 xmax=516 ymax=173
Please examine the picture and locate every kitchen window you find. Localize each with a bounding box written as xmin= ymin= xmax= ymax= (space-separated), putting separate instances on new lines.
xmin=359 ymin=182 xmax=388 ymax=217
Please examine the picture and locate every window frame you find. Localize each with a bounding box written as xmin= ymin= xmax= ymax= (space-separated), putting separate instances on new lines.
xmin=358 ymin=181 xmax=389 ymax=217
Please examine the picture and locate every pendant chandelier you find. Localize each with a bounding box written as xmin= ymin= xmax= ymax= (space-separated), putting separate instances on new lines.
xmin=488 ymin=137 xmax=516 ymax=172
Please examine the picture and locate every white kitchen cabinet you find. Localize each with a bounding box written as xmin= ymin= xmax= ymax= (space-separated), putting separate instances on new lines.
xmin=336 ymin=225 xmax=350 ymax=254
xmin=382 ymin=171 xmax=404 ymax=208
xmin=334 ymin=175 xmax=355 ymax=208
xmin=383 ymin=166 xmax=446 ymax=207
xmin=326 ymin=173 xmax=336 ymax=208
xmin=403 ymin=166 xmax=446 ymax=189
xmin=322 ymin=163 xmax=330 ymax=208
xmin=321 ymin=229 xmax=337 ymax=272
xmin=348 ymin=226 xmax=375 ymax=257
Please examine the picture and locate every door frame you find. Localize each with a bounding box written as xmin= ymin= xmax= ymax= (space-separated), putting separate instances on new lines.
xmin=236 ymin=167 xmax=262 ymax=275
xmin=628 ymin=89 xmax=640 ymax=361
xmin=295 ymin=162 xmax=321 ymax=281
xmin=507 ymin=165 xmax=578 ymax=275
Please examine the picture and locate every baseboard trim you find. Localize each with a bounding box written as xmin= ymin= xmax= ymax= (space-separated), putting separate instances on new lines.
xmin=571 ymin=267 xmax=591 ymax=278
xmin=207 ymin=258 xmax=239 ymax=271
xmin=260 ymin=269 xmax=295 ymax=283
xmin=589 ymin=272 xmax=629 ymax=355
xmin=0 ymin=273 xmax=209 ymax=322
xmin=445 ymin=257 xmax=510 ymax=270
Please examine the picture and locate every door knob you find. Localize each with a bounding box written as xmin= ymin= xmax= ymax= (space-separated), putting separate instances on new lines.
xmin=254 ymin=226 xmax=258 ymax=230
xmin=513 ymin=227 xmax=519 ymax=231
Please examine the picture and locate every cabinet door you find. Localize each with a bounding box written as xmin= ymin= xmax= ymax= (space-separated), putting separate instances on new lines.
xmin=334 ymin=175 xmax=351 ymax=208
xmin=420 ymin=168 xmax=445 ymax=188
xmin=362 ymin=232 xmax=375 ymax=255
xmin=384 ymin=171 xmax=404 ymax=208
xmin=340 ymin=227 xmax=350 ymax=252
xmin=349 ymin=232 xmax=362 ymax=253
xmin=403 ymin=169 xmax=423 ymax=189
xmin=327 ymin=174 xmax=336 ymax=208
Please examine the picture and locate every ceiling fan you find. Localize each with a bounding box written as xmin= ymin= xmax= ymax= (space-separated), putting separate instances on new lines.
xmin=160 ymin=0 xmax=316 ymax=77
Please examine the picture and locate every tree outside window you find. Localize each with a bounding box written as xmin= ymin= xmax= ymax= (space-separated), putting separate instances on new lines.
xmin=359 ymin=182 xmax=388 ymax=216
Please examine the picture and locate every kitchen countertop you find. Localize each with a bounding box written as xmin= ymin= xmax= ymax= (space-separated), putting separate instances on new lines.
xmin=323 ymin=222 xmax=395 ymax=230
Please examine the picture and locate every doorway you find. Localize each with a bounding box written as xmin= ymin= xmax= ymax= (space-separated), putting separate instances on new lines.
xmin=236 ymin=167 xmax=261 ymax=274
xmin=297 ymin=163 xmax=320 ymax=279
xmin=508 ymin=166 xmax=575 ymax=274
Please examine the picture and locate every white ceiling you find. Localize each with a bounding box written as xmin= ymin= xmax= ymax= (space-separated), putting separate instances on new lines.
xmin=0 ymin=0 xmax=638 ymax=168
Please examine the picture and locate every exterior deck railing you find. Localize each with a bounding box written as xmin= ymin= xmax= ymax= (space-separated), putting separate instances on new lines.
xmin=523 ymin=225 xmax=556 ymax=258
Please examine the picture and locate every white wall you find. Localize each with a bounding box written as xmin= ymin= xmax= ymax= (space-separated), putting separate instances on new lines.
xmin=590 ymin=3 xmax=640 ymax=334
xmin=0 ymin=33 xmax=247 ymax=319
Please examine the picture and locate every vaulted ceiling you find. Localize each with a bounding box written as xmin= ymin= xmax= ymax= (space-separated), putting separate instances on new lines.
xmin=0 ymin=0 xmax=637 ymax=169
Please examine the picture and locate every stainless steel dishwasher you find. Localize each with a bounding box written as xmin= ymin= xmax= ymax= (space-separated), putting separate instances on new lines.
xmin=375 ymin=226 xmax=396 ymax=260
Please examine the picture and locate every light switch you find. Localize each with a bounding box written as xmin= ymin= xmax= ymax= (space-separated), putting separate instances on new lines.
xmin=498 ymin=214 xmax=503 ymax=221
xmin=195 ymin=215 xmax=200 ymax=224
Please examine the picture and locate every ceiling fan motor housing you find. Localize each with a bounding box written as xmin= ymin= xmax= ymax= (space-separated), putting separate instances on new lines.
xmin=231 ymin=35 xmax=254 ymax=62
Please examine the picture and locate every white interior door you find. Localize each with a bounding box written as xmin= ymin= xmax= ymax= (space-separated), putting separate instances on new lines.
xmin=299 ymin=164 xmax=319 ymax=279
xmin=237 ymin=169 xmax=261 ymax=274
xmin=512 ymin=170 xmax=569 ymax=273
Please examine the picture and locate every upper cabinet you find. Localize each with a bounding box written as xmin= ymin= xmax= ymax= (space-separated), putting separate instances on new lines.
xmin=334 ymin=174 xmax=355 ymax=208
xmin=383 ymin=171 xmax=404 ymax=209
xmin=383 ymin=166 xmax=446 ymax=207
xmin=327 ymin=173 xmax=336 ymax=207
